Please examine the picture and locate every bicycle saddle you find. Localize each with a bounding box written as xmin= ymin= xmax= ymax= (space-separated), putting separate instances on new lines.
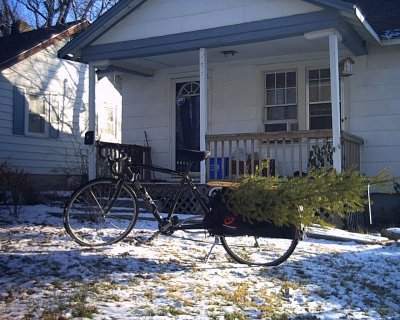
xmin=177 ymin=149 xmax=211 ymax=162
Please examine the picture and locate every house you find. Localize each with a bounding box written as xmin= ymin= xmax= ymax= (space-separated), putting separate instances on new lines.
xmin=0 ymin=21 xmax=122 ymax=190
xmin=58 ymin=0 xmax=400 ymax=186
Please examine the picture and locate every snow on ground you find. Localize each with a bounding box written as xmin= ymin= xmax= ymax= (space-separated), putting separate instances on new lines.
xmin=0 ymin=205 xmax=400 ymax=320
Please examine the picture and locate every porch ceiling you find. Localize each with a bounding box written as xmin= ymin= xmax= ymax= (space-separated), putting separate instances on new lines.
xmin=110 ymin=35 xmax=348 ymax=72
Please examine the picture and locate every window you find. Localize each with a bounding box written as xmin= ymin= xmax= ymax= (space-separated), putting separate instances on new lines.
xmin=12 ymin=86 xmax=59 ymax=138
xmin=308 ymin=68 xmax=339 ymax=130
xmin=27 ymin=94 xmax=47 ymax=135
xmin=97 ymin=102 xmax=118 ymax=139
xmin=264 ymin=71 xmax=298 ymax=132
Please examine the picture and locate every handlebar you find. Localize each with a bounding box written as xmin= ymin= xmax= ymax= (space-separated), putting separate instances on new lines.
xmin=97 ymin=141 xmax=131 ymax=177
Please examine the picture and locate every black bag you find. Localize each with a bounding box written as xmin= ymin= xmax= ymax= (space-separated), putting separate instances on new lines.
xmin=204 ymin=189 xmax=297 ymax=239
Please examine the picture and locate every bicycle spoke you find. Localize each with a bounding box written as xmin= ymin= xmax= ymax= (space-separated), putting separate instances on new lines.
xmin=64 ymin=179 xmax=138 ymax=246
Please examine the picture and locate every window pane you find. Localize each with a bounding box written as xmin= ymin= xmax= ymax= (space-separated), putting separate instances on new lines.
xmin=320 ymin=68 xmax=330 ymax=79
xmin=286 ymin=72 xmax=296 ymax=87
xmin=265 ymin=123 xmax=287 ymax=132
xmin=309 ymin=84 xmax=319 ymax=102
xmin=103 ymin=108 xmax=115 ymax=135
xmin=310 ymin=103 xmax=331 ymax=115
xmin=28 ymin=95 xmax=46 ymax=134
xmin=276 ymin=89 xmax=285 ymax=104
xmin=266 ymin=90 xmax=275 ymax=105
xmin=267 ymin=106 xmax=285 ymax=120
xmin=310 ymin=115 xmax=332 ymax=130
xmin=267 ymin=106 xmax=297 ymax=120
xmin=287 ymin=88 xmax=297 ymax=104
xmin=28 ymin=113 xmax=45 ymax=133
xmin=320 ymin=84 xmax=331 ymax=101
xmin=309 ymin=69 xmax=319 ymax=80
xmin=276 ymin=73 xmax=285 ymax=88
xmin=30 ymin=95 xmax=45 ymax=114
xmin=285 ymin=105 xmax=297 ymax=119
xmin=266 ymin=74 xmax=275 ymax=89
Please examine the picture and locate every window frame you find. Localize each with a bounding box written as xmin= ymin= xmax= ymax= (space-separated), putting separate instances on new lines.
xmin=13 ymin=86 xmax=62 ymax=139
xmin=96 ymin=101 xmax=119 ymax=140
xmin=306 ymin=67 xmax=343 ymax=131
xmin=263 ymin=69 xmax=299 ymax=132
xmin=24 ymin=92 xmax=49 ymax=138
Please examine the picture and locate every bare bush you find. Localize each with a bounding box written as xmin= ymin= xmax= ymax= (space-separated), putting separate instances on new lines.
xmin=0 ymin=161 xmax=37 ymax=215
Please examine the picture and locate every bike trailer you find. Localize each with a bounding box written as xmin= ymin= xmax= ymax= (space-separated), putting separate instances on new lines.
xmin=204 ymin=189 xmax=297 ymax=239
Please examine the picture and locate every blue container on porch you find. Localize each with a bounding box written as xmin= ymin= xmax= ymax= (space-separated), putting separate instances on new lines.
xmin=209 ymin=157 xmax=229 ymax=179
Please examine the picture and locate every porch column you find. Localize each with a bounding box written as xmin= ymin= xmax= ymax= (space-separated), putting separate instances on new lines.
xmin=329 ymin=33 xmax=342 ymax=172
xmin=199 ymin=48 xmax=208 ymax=183
xmin=88 ymin=64 xmax=96 ymax=180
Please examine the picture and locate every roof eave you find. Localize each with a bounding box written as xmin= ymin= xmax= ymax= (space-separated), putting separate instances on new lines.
xmin=307 ymin=1 xmax=382 ymax=45
xmin=353 ymin=5 xmax=381 ymax=45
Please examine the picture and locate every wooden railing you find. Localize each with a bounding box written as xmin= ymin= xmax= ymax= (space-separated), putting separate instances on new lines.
xmin=206 ymin=130 xmax=363 ymax=180
xmin=341 ymin=131 xmax=364 ymax=171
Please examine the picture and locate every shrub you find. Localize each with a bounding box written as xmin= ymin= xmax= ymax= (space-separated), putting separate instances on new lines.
xmin=0 ymin=161 xmax=37 ymax=214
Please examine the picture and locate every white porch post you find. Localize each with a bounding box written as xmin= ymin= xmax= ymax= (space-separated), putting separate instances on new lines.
xmin=88 ymin=64 xmax=97 ymax=180
xmin=199 ymin=48 xmax=208 ymax=184
xmin=329 ymin=33 xmax=342 ymax=172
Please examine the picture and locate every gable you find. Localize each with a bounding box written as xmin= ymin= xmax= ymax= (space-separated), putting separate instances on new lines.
xmin=93 ymin=0 xmax=323 ymax=46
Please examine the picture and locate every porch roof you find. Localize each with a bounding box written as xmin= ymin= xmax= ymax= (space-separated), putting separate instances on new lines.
xmin=58 ymin=0 xmax=389 ymax=66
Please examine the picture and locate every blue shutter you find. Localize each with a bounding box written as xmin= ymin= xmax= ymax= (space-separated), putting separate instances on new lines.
xmin=13 ymin=86 xmax=26 ymax=135
xmin=49 ymin=95 xmax=60 ymax=139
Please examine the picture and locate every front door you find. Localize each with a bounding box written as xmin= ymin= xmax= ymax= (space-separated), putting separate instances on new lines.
xmin=175 ymin=81 xmax=200 ymax=172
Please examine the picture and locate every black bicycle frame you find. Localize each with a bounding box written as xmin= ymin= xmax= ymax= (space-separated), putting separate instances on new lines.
xmin=127 ymin=161 xmax=210 ymax=230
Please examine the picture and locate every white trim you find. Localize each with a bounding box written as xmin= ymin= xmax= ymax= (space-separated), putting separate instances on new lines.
xmin=329 ymin=33 xmax=342 ymax=172
xmin=88 ymin=64 xmax=96 ymax=180
xmin=199 ymin=48 xmax=208 ymax=184
xmin=304 ymin=28 xmax=342 ymax=41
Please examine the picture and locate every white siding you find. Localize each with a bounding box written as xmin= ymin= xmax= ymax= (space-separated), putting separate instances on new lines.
xmin=94 ymin=0 xmax=322 ymax=45
xmin=121 ymin=71 xmax=170 ymax=170
xmin=348 ymin=45 xmax=400 ymax=176
xmin=0 ymin=41 xmax=121 ymax=179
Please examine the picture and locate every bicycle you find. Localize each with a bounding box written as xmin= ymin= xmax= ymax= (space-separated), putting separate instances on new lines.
xmin=63 ymin=142 xmax=300 ymax=266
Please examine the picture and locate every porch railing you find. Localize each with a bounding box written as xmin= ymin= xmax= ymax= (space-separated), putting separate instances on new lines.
xmin=96 ymin=141 xmax=151 ymax=180
xmin=206 ymin=130 xmax=363 ymax=180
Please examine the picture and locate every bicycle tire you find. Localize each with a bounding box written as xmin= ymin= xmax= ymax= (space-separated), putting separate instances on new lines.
xmin=63 ymin=178 xmax=138 ymax=246
xmin=220 ymin=227 xmax=299 ymax=266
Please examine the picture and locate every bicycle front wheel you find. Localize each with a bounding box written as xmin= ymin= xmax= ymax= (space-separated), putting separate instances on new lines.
xmin=63 ymin=178 xmax=138 ymax=246
xmin=220 ymin=227 xmax=299 ymax=266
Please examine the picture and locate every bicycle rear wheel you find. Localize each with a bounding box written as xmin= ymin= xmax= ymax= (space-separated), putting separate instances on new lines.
xmin=63 ymin=178 xmax=138 ymax=246
xmin=220 ymin=227 xmax=299 ymax=266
